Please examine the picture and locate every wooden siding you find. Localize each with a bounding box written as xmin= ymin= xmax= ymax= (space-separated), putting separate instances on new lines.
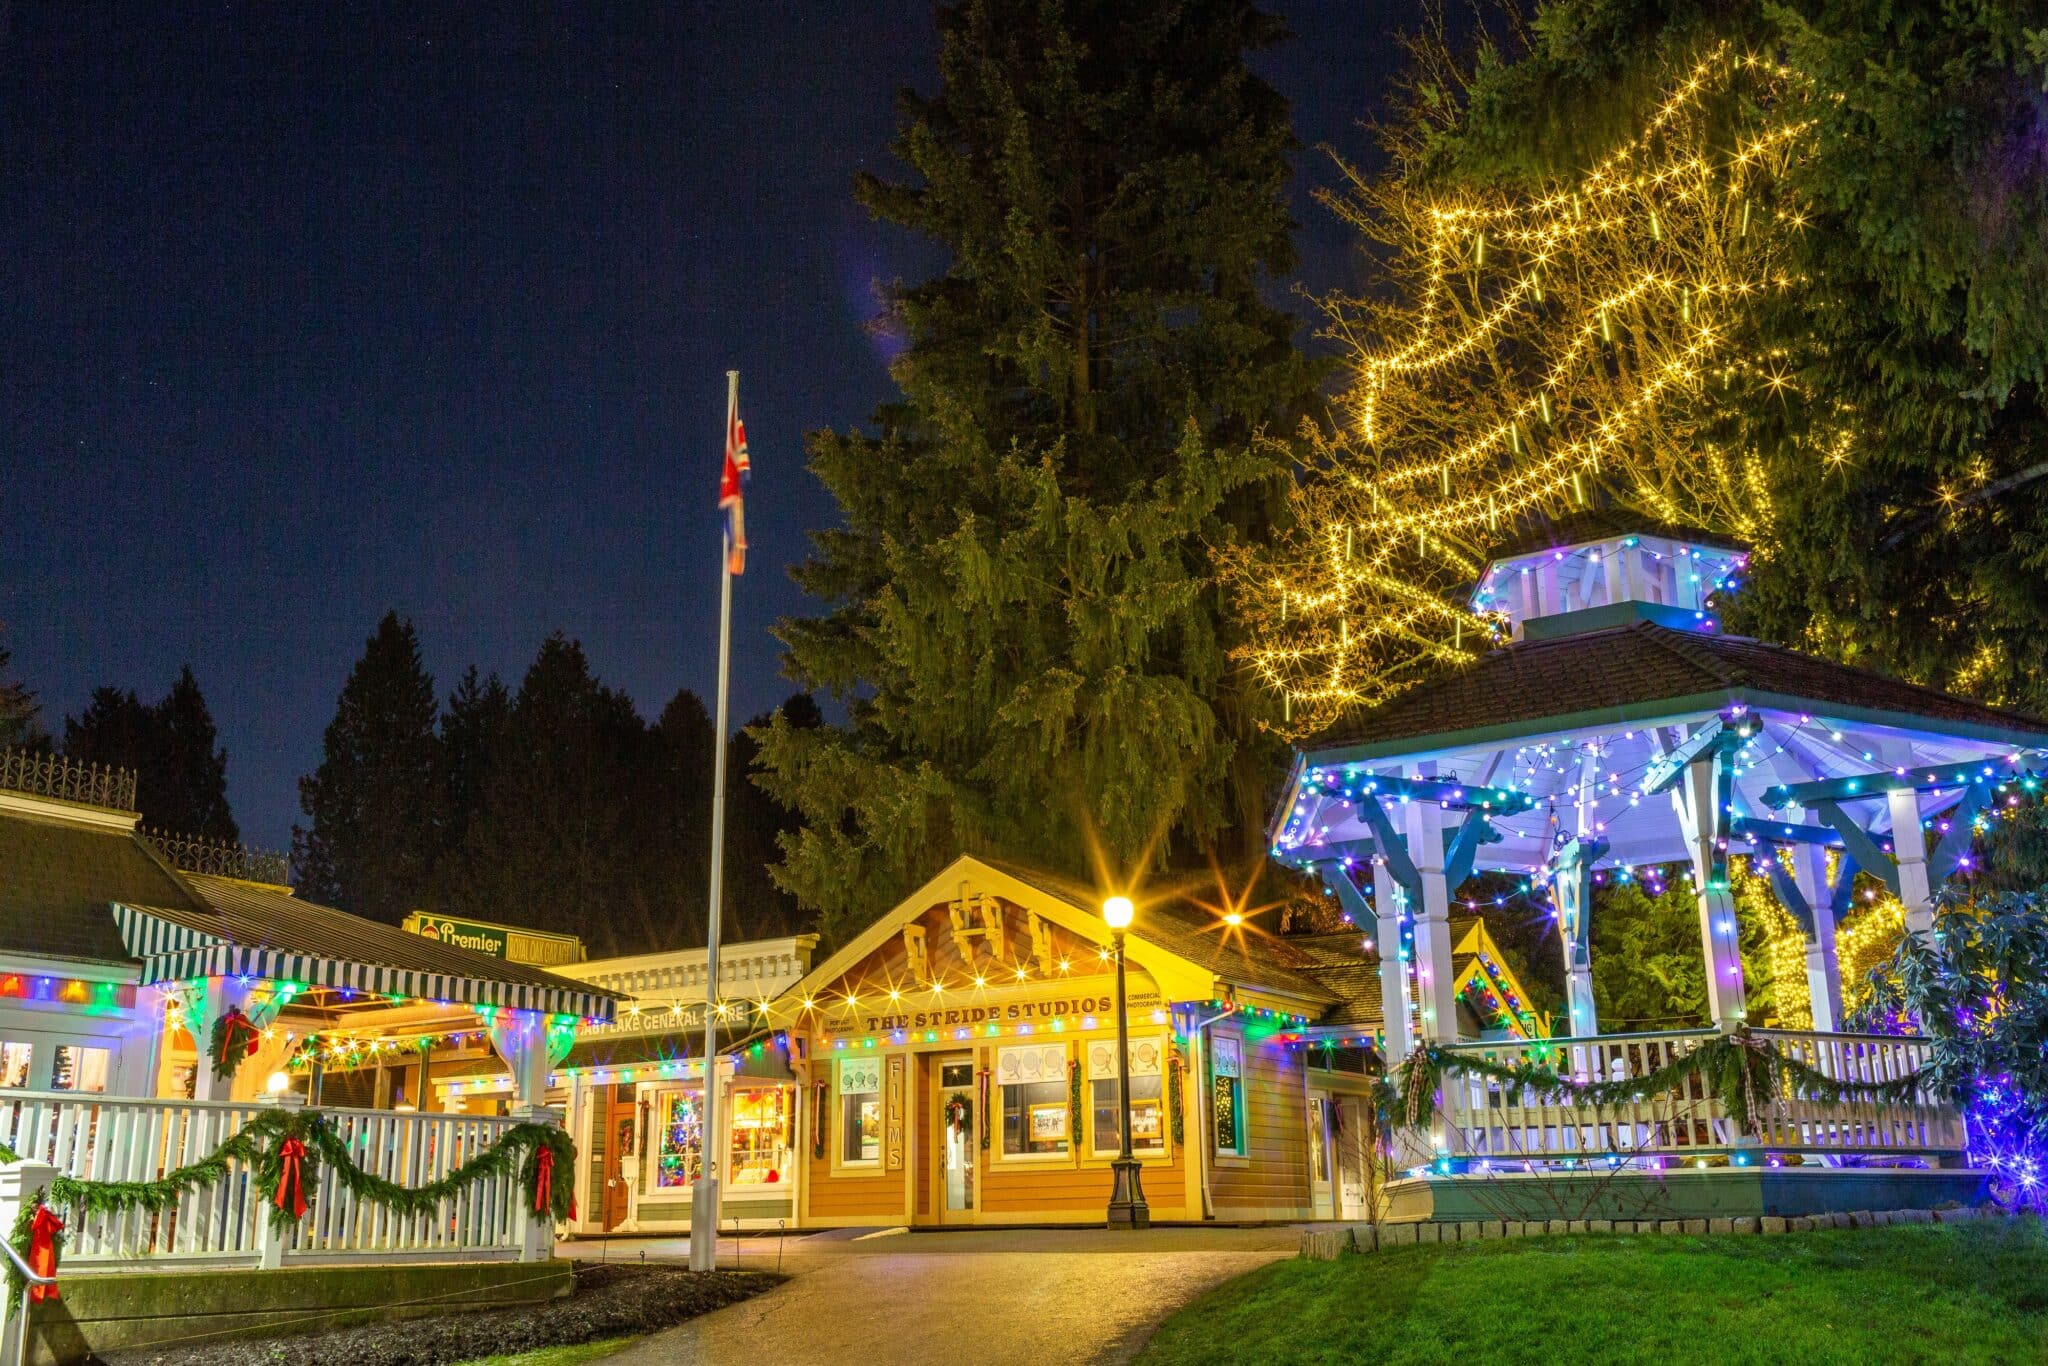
xmin=1208 ymin=1034 xmax=1312 ymax=1218
xmin=805 ymin=1145 xmax=906 ymax=1222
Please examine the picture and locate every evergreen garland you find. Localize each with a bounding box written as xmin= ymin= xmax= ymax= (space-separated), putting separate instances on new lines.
xmin=1068 ymin=1059 xmax=1082 ymax=1147
xmin=1375 ymin=1029 xmax=1927 ymax=1141
xmin=208 ymin=1005 xmax=262 ymax=1084
xmin=11 ymin=1106 xmax=575 ymax=1262
xmin=4 ymin=1189 xmax=51 ymax=1314
xmin=1167 ymin=1046 xmax=1185 ymax=1146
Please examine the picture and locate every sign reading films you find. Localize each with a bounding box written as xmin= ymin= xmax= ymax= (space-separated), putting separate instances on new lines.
xmin=859 ymin=990 xmax=1162 ymax=1036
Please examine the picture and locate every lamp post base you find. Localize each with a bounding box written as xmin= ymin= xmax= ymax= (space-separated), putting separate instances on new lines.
xmin=1107 ymin=1158 xmax=1151 ymax=1230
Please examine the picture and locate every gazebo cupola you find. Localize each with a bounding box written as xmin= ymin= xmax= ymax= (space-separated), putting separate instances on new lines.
xmin=1468 ymin=513 xmax=1748 ymax=642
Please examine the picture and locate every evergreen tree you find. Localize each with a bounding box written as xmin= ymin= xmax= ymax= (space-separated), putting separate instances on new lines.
xmin=646 ymin=687 xmax=716 ymax=946
xmin=445 ymin=635 xmax=659 ymax=957
xmin=294 ymin=614 xmax=442 ymax=921
xmin=438 ymin=665 xmax=510 ymax=857
xmin=64 ymin=668 xmax=236 ymax=839
xmin=727 ymin=694 xmax=819 ymax=940
xmin=1379 ymin=0 xmax=2048 ymax=711
xmin=155 ymin=667 xmax=237 ymax=841
xmin=758 ymin=0 xmax=1320 ymax=943
xmin=0 ymin=633 xmax=36 ymax=748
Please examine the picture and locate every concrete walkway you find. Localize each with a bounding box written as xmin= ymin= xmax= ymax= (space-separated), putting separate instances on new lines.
xmin=563 ymin=1226 xmax=1299 ymax=1366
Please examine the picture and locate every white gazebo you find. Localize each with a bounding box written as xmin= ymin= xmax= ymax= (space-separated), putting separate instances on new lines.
xmin=1268 ymin=516 xmax=2045 ymax=1217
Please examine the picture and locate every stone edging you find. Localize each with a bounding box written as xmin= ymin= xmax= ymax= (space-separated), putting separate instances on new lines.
xmin=1301 ymin=1205 xmax=2028 ymax=1259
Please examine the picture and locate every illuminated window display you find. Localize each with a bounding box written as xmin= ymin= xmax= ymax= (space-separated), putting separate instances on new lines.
xmin=656 ymin=1090 xmax=703 ymax=1188
xmin=1088 ymin=1036 xmax=1165 ymax=1156
xmin=838 ymin=1057 xmax=881 ymax=1164
xmin=997 ymin=1044 xmax=1070 ymax=1157
xmin=730 ymin=1085 xmax=794 ymax=1185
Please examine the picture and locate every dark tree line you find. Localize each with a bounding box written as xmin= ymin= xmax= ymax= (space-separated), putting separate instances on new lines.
xmin=62 ymin=665 xmax=238 ymax=841
xmin=294 ymin=613 xmax=815 ymax=957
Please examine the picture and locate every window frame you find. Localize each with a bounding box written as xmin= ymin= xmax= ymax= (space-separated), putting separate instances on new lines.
xmin=1209 ymin=1030 xmax=1247 ymax=1158
xmin=1086 ymin=1033 xmax=1170 ymax=1160
xmin=995 ymin=1043 xmax=1073 ymax=1163
xmin=832 ymin=1056 xmax=884 ymax=1172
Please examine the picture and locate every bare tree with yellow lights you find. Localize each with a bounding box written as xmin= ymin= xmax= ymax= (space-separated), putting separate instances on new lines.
xmin=1227 ymin=46 xmax=1815 ymax=735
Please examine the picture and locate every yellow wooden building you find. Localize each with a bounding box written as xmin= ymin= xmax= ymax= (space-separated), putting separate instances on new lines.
xmin=782 ymin=855 xmax=1539 ymax=1227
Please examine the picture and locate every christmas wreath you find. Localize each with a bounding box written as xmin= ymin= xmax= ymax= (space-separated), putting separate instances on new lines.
xmin=208 ymin=1005 xmax=261 ymax=1084
xmin=944 ymin=1091 xmax=972 ymax=1133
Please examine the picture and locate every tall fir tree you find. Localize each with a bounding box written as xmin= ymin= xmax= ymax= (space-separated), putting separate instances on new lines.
xmin=757 ymin=0 xmax=1320 ymax=943
xmin=438 ymin=665 xmax=510 ymax=858
xmin=727 ymin=694 xmax=819 ymax=940
xmin=294 ymin=613 xmax=443 ymax=922
xmin=65 ymin=668 xmax=236 ymax=839
xmin=0 ymin=633 xmax=36 ymax=748
xmin=443 ymin=635 xmax=663 ymax=957
xmin=1375 ymin=0 xmax=2048 ymax=711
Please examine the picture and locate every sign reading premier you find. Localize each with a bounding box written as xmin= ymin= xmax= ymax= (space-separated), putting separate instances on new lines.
xmin=401 ymin=913 xmax=581 ymax=967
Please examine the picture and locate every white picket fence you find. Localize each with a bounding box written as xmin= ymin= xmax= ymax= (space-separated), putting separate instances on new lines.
xmin=1432 ymin=1027 xmax=1965 ymax=1162
xmin=0 ymin=1091 xmax=541 ymax=1268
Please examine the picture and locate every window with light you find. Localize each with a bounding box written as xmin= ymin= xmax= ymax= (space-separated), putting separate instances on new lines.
xmin=730 ymin=1085 xmax=794 ymax=1185
xmin=1088 ymin=1037 xmax=1166 ymax=1156
xmin=656 ymin=1090 xmax=703 ymax=1188
xmin=997 ymin=1044 xmax=1070 ymax=1157
xmin=1211 ymin=1034 xmax=1246 ymax=1156
xmin=837 ymin=1057 xmax=882 ymax=1165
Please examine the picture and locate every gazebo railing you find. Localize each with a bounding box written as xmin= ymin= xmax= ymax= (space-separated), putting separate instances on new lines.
xmin=0 ymin=1091 xmax=528 ymax=1267
xmin=1430 ymin=1027 xmax=1963 ymax=1162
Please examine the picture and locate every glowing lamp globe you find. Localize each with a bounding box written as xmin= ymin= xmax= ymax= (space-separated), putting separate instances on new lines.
xmin=265 ymin=1071 xmax=290 ymax=1096
xmin=1102 ymin=896 xmax=1135 ymax=930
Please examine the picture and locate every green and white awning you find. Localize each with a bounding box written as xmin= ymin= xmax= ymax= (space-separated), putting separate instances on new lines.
xmin=113 ymin=896 xmax=618 ymax=1023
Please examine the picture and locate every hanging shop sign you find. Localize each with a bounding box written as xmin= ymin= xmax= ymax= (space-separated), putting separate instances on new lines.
xmin=402 ymin=913 xmax=583 ymax=967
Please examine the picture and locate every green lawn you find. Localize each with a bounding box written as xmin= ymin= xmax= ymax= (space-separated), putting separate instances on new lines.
xmin=453 ymin=1337 xmax=640 ymax=1366
xmin=1140 ymin=1220 xmax=2048 ymax=1365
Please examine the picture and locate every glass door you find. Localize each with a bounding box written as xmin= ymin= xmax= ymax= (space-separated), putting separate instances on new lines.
xmin=1308 ymin=1094 xmax=1336 ymax=1219
xmin=938 ymin=1056 xmax=976 ymax=1222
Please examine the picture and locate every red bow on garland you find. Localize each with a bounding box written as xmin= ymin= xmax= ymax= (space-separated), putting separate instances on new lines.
xmin=27 ymin=1203 xmax=62 ymax=1303
xmin=274 ymin=1136 xmax=309 ymax=1220
xmin=533 ymin=1145 xmax=554 ymax=1216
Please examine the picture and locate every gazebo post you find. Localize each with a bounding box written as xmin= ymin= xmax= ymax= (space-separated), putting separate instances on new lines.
xmin=1881 ymin=746 xmax=1938 ymax=939
xmin=1675 ymin=746 xmax=1749 ymax=1029
xmin=1789 ymin=844 xmax=1843 ymax=1032
xmin=1370 ymin=861 xmax=1416 ymax=1061
xmin=1316 ymin=861 xmax=1412 ymax=1060
xmin=1402 ymin=798 xmax=1459 ymax=1042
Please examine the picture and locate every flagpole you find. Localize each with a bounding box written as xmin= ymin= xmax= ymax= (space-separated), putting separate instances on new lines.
xmin=690 ymin=368 xmax=739 ymax=1272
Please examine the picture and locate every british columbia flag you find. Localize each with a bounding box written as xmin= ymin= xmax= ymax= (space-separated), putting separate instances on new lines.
xmin=720 ymin=381 xmax=750 ymax=575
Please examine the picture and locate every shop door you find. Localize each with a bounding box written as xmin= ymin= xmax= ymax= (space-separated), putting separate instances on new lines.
xmin=1307 ymin=1093 xmax=1337 ymax=1219
xmin=936 ymin=1056 xmax=977 ymax=1224
xmin=603 ymin=1089 xmax=636 ymax=1231
xmin=1333 ymin=1098 xmax=1369 ymax=1219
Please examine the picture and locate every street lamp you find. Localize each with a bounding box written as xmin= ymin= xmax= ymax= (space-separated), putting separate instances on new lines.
xmin=1102 ymin=895 xmax=1150 ymax=1230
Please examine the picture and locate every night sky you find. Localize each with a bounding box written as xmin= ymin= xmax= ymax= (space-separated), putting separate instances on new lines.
xmin=2 ymin=3 xmax=1412 ymax=850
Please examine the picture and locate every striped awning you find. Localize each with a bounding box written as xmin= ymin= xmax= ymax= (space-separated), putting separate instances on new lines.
xmin=112 ymin=900 xmax=618 ymax=1022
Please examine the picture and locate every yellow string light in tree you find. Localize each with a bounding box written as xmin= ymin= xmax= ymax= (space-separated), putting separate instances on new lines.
xmin=1226 ymin=46 xmax=1819 ymax=734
